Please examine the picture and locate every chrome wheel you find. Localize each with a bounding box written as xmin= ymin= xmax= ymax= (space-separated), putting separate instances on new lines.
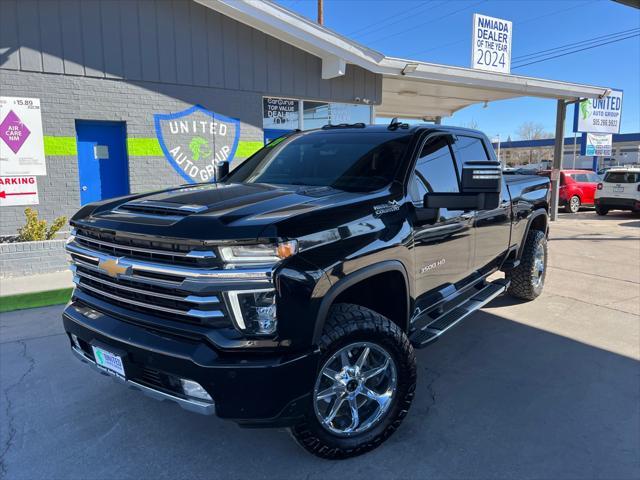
xmin=313 ymin=342 xmax=397 ymax=437
xmin=532 ymin=241 xmax=545 ymax=288
xmin=569 ymin=196 xmax=580 ymax=213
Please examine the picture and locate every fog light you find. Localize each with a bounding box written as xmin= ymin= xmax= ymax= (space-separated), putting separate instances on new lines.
xmin=180 ymin=379 xmax=212 ymax=401
xmin=228 ymin=289 xmax=277 ymax=335
xmin=70 ymin=333 xmax=81 ymax=350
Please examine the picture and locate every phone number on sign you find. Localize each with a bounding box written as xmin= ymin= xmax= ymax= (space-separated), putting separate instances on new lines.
xmin=592 ymin=119 xmax=618 ymax=127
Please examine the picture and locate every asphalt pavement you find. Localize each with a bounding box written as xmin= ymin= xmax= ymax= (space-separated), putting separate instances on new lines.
xmin=1 ymin=210 xmax=639 ymax=480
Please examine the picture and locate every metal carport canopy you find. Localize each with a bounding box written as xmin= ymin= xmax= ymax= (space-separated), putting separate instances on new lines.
xmin=377 ymin=57 xmax=610 ymax=119
xmin=199 ymin=0 xmax=610 ymax=119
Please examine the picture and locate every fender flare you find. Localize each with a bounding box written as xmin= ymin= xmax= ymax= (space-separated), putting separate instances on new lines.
xmin=517 ymin=208 xmax=549 ymax=259
xmin=311 ymin=260 xmax=411 ymax=345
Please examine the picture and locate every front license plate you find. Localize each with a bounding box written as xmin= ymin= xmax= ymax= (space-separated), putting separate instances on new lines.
xmin=92 ymin=346 xmax=126 ymax=377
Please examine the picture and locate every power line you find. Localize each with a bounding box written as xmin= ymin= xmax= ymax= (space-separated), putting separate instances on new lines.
xmin=513 ymin=28 xmax=640 ymax=61
xmin=365 ymin=0 xmax=487 ymax=45
xmin=402 ymin=0 xmax=598 ymax=59
xmin=512 ymin=33 xmax=639 ymax=68
xmin=346 ymin=1 xmax=436 ymax=38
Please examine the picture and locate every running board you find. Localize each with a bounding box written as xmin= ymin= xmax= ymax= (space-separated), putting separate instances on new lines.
xmin=409 ymin=279 xmax=509 ymax=348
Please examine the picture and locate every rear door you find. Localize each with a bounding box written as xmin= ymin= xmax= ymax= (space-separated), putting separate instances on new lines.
xmin=451 ymin=135 xmax=511 ymax=273
xmin=410 ymin=134 xmax=474 ymax=314
xmin=573 ymin=172 xmax=598 ymax=205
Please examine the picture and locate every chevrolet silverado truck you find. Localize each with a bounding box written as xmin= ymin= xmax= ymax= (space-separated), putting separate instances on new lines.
xmin=63 ymin=122 xmax=550 ymax=459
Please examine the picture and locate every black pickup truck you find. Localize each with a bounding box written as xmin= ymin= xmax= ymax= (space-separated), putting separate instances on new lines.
xmin=63 ymin=123 xmax=550 ymax=459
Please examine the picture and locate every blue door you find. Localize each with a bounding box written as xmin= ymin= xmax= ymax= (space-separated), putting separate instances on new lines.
xmin=76 ymin=121 xmax=129 ymax=205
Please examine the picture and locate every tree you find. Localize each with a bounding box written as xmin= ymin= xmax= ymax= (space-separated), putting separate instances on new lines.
xmin=463 ymin=118 xmax=479 ymax=130
xmin=516 ymin=122 xmax=553 ymax=140
xmin=514 ymin=122 xmax=554 ymax=166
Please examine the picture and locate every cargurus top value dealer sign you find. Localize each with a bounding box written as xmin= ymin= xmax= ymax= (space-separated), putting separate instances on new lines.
xmin=471 ymin=13 xmax=512 ymax=74
xmin=574 ymin=89 xmax=623 ymax=134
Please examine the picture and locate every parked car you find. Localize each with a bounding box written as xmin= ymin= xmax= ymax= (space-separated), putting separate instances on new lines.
xmin=63 ymin=123 xmax=550 ymax=459
xmin=538 ymin=169 xmax=600 ymax=213
xmin=595 ymin=167 xmax=640 ymax=215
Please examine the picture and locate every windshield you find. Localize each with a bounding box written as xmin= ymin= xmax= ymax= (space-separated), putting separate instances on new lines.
xmin=226 ymin=131 xmax=412 ymax=192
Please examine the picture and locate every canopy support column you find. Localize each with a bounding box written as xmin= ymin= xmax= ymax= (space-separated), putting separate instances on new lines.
xmin=550 ymin=99 xmax=567 ymax=221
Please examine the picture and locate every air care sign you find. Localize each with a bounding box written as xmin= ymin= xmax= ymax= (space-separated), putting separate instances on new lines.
xmin=0 ymin=97 xmax=46 ymax=176
xmin=471 ymin=14 xmax=512 ymax=74
xmin=0 ymin=176 xmax=39 ymax=206
xmin=574 ymin=90 xmax=623 ymax=134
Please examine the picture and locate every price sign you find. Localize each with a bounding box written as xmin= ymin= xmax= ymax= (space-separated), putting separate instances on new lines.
xmin=471 ymin=14 xmax=512 ymax=74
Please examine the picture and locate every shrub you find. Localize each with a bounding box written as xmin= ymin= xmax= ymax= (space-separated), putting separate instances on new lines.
xmin=17 ymin=208 xmax=67 ymax=242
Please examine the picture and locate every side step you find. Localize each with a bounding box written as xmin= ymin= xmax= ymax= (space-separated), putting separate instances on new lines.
xmin=409 ymin=279 xmax=509 ymax=348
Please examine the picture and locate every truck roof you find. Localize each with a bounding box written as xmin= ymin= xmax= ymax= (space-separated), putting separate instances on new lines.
xmin=304 ymin=123 xmax=486 ymax=137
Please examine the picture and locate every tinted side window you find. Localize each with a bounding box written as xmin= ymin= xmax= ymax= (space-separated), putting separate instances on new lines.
xmin=451 ymin=135 xmax=490 ymax=172
xmin=573 ymin=173 xmax=588 ymax=182
xmin=415 ymin=136 xmax=459 ymax=193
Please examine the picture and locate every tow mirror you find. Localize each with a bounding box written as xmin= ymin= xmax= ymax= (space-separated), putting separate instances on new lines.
xmin=214 ymin=160 xmax=229 ymax=182
xmin=423 ymin=161 xmax=502 ymax=211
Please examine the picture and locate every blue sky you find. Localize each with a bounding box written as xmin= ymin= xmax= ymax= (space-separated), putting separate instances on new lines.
xmin=276 ymin=0 xmax=640 ymax=139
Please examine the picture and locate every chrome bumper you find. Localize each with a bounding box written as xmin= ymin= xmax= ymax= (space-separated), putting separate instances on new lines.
xmin=70 ymin=346 xmax=216 ymax=416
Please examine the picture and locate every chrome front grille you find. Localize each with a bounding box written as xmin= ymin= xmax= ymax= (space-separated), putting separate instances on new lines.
xmin=66 ymin=229 xmax=273 ymax=331
xmin=74 ymin=227 xmax=218 ymax=267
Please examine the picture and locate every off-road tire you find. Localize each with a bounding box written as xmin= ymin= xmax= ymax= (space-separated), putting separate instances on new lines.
xmin=595 ymin=205 xmax=609 ymax=216
xmin=565 ymin=195 xmax=580 ymax=213
xmin=506 ymin=229 xmax=547 ymax=301
xmin=290 ymin=304 xmax=416 ymax=460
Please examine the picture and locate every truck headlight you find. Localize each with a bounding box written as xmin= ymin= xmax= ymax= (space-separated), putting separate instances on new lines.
xmin=228 ymin=289 xmax=277 ymax=335
xmin=219 ymin=240 xmax=297 ymax=264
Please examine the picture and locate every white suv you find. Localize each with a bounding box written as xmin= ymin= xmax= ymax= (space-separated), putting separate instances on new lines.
xmin=595 ymin=167 xmax=640 ymax=215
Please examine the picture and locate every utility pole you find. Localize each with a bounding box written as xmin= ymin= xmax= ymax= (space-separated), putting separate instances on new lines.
xmin=317 ymin=0 xmax=324 ymax=25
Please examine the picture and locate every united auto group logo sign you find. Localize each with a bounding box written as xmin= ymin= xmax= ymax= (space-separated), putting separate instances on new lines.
xmin=154 ymin=105 xmax=240 ymax=183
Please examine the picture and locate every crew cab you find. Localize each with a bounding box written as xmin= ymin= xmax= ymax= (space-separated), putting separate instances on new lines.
xmin=595 ymin=167 xmax=640 ymax=215
xmin=63 ymin=123 xmax=550 ymax=459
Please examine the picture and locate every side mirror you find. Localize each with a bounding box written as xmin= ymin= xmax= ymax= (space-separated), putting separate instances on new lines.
xmin=461 ymin=161 xmax=502 ymax=193
xmin=423 ymin=161 xmax=502 ymax=211
xmin=214 ymin=160 xmax=229 ymax=182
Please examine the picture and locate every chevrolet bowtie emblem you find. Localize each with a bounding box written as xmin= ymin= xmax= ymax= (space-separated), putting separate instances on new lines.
xmin=98 ymin=258 xmax=131 ymax=278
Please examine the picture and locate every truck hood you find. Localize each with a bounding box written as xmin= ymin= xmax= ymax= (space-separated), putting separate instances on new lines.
xmin=71 ymin=182 xmax=390 ymax=242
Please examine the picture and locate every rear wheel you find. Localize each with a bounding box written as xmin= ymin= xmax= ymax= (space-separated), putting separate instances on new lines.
xmin=506 ymin=229 xmax=547 ymax=301
xmin=290 ymin=304 xmax=416 ymax=459
xmin=565 ymin=195 xmax=581 ymax=213
xmin=595 ymin=205 xmax=609 ymax=216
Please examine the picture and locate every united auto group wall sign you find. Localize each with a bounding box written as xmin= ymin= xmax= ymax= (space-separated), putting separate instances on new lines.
xmin=154 ymin=105 xmax=240 ymax=183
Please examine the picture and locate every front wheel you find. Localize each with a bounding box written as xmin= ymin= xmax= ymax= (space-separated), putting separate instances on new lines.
xmin=506 ymin=229 xmax=548 ymax=301
xmin=290 ymin=304 xmax=416 ymax=459
xmin=565 ymin=195 xmax=581 ymax=213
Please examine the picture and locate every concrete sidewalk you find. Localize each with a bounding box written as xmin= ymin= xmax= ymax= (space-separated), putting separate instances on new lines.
xmin=0 ymin=270 xmax=73 ymax=297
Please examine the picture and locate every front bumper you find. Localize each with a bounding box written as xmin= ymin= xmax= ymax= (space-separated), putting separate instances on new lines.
xmin=63 ymin=301 xmax=319 ymax=426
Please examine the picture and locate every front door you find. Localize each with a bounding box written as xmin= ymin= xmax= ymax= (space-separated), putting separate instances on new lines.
xmin=76 ymin=121 xmax=129 ymax=205
xmin=410 ymin=134 xmax=475 ymax=317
